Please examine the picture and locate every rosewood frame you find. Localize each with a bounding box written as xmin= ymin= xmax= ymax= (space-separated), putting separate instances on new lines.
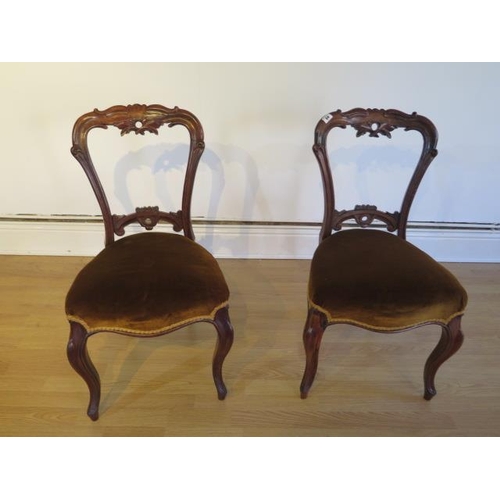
xmin=67 ymin=307 xmax=234 ymax=421
xmin=313 ymin=108 xmax=438 ymax=241
xmin=301 ymin=108 xmax=464 ymax=401
xmin=71 ymin=103 xmax=205 ymax=245
xmin=67 ymin=104 xmax=233 ymax=420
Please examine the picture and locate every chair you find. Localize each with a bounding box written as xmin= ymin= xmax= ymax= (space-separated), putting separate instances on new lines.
xmin=300 ymin=108 xmax=467 ymax=400
xmin=66 ymin=104 xmax=234 ymax=420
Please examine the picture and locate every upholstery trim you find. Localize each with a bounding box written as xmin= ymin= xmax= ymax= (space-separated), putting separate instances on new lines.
xmin=66 ymin=301 xmax=229 ymax=336
xmin=308 ymin=299 xmax=465 ymax=332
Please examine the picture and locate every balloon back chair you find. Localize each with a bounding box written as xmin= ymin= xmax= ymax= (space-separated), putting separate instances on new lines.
xmin=300 ymin=108 xmax=467 ymax=401
xmin=66 ymin=104 xmax=233 ymax=420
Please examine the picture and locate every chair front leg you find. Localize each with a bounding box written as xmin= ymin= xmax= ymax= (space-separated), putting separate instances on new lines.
xmin=211 ymin=306 xmax=234 ymax=400
xmin=300 ymin=307 xmax=327 ymax=399
xmin=67 ymin=321 xmax=101 ymax=421
xmin=423 ymin=315 xmax=464 ymax=400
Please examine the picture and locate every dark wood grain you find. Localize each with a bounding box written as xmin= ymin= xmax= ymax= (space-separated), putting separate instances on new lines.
xmin=67 ymin=321 xmax=100 ymax=421
xmin=67 ymin=104 xmax=233 ymax=420
xmin=313 ymin=108 xmax=438 ymax=241
xmin=302 ymin=108 xmax=464 ymax=402
xmin=210 ymin=306 xmax=235 ymax=400
xmin=424 ymin=316 xmax=465 ymax=400
xmin=300 ymin=308 xmax=327 ymax=399
xmin=71 ymin=104 xmax=205 ymax=245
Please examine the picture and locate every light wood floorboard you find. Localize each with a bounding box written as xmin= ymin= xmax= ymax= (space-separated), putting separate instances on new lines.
xmin=0 ymin=256 xmax=499 ymax=436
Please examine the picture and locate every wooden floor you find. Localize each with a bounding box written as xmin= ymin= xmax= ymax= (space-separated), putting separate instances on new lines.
xmin=0 ymin=255 xmax=499 ymax=436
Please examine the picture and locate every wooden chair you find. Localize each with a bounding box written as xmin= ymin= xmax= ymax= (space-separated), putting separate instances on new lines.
xmin=300 ymin=108 xmax=467 ymax=400
xmin=66 ymin=104 xmax=234 ymax=420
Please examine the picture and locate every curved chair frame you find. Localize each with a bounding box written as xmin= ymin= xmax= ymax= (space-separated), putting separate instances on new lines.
xmin=301 ymin=108 xmax=464 ymax=400
xmin=67 ymin=104 xmax=233 ymax=420
xmin=71 ymin=103 xmax=205 ymax=245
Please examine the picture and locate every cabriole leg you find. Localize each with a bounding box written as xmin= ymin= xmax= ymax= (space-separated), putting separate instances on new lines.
xmin=300 ymin=307 xmax=327 ymax=399
xmin=67 ymin=321 xmax=101 ymax=421
xmin=423 ymin=316 xmax=464 ymax=400
xmin=212 ymin=306 xmax=234 ymax=400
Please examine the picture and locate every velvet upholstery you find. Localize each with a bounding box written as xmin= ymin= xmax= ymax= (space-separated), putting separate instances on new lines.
xmin=309 ymin=229 xmax=468 ymax=330
xmin=301 ymin=108 xmax=467 ymax=401
xmin=66 ymin=105 xmax=235 ymax=420
xmin=66 ymin=232 xmax=229 ymax=335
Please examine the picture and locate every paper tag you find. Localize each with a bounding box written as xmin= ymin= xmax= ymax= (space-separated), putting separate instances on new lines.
xmin=321 ymin=113 xmax=333 ymax=123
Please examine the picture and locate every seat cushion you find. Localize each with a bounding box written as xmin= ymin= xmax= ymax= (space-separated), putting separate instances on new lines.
xmin=66 ymin=232 xmax=229 ymax=335
xmin=309 ymin=229 xmax=467 ymax=330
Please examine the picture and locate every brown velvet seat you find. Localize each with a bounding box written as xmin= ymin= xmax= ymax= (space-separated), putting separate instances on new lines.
xmin=309 ymin=229 xmax=467 ymax=331
xmin=66 ymin=232 xmax=229 ymax=334
xmin=66 ymin=104 xmax=234 ymax=421
xmin=300 ymin=108 xmax=467 ymax=401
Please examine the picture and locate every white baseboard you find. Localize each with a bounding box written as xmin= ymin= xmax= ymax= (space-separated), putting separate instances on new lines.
xmin=0 ymin=217 xmax=499 ymax=262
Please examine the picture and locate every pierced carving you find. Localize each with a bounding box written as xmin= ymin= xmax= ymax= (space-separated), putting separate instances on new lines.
xmin=354 ymin=120 xmax=396 ymax=138
xmin=113 ymin=207 xmax=184 ymax=235
xmin=314 ymin=107 xmax=439 ymax=239
xmin=353 ymin=204 xmax=377 ymax=227
xmin=136 ymin=206 xmax=160 ymax=230
xmin=71 ymin=104 xmax=205 ymax=244
xmin=94 ymin=104 xmax=177 ymax=136
xmin=333 ymin=205 xmax=399 ymax=231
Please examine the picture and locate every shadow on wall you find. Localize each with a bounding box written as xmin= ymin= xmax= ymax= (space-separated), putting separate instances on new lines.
xmin=200 ymin=142 xmax=271 ymax=254
xmin=329 ymin=144 xmax=420 ymax=213
xmin=114 ymin=143 xmax=196 ymax=214
xmin=329 ymin=141 xmax=475 ymax=222
xmin=113 ymin=142 xmax=266 ymax=256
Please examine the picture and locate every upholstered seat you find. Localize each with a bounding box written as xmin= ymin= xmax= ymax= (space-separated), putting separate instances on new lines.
xmin=66 ymin=232 xmax=229 ymax=334
xmin=66 ymin=104 xmax=234 ymax=421
xmin=309 ymin=229 xmax=467 ymax=330
xmin=300 ymin=108 xmax=467 ymax=401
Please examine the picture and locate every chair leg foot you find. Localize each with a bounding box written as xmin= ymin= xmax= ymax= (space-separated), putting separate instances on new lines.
xmin=88 ymin=407 xmax=100 ymax=421
xmin=212 ymin=306 xmax=234 ymax=400
xmin=300 ymin=308 xmax=327 ymax=399
xmin=424 ymin=387 xmax=436 ymax=401
xmin=67 ymin=321 xmax=101 ymax=421
xmin=423 ymin=316 xmax=464 ymax=400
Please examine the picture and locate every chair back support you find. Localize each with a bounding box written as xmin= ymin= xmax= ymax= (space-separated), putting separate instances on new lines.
xmin=71 ymin=104 xmax=205 ymax=246
xmin=313 ymin=108 xmax=438 ymax=241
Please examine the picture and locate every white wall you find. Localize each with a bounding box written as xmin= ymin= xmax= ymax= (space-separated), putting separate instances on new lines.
xmin=1 ymin=62 xmax=499 ymax=260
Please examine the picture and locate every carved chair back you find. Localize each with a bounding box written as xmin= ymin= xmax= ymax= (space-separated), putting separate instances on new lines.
xmin=313 ymin=108 xmax=438 ymax=241
xmin=71 ymin=104 xmax=205 ymax=246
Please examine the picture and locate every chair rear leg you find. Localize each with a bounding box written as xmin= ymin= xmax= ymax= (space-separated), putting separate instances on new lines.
xmin=211 ymin=306 xmax=234 ymax=400
xmin=67 ymin=321 xmax=101 ymax=421
xmin=423 ymin=315 xmax=464 ymax=400
xmin=300 ymin=307 xmax=327 ymax=399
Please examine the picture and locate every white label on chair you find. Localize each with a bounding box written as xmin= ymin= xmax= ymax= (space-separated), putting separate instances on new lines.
xmin=322 ymin=114 xmax=333 ymax=123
